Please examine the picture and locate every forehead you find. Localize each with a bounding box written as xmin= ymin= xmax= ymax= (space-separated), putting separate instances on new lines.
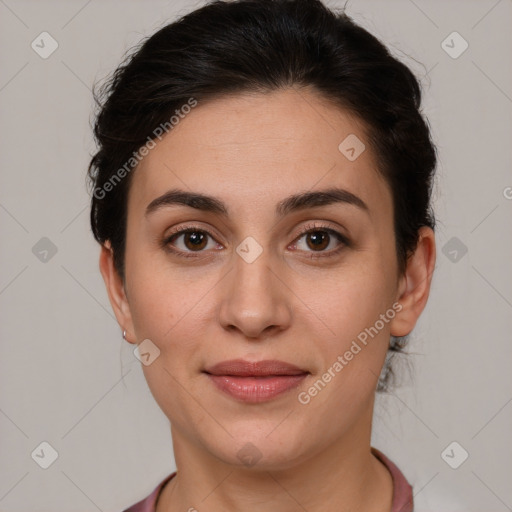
xmin=128 ymin=88 xmax=392 ymax=221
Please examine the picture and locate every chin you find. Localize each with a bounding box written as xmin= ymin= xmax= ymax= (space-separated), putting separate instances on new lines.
xmin=205 ymin=427 xmax=314 ymax=471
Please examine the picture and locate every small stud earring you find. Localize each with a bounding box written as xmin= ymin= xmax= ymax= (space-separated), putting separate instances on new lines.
xmin=122 ymin=330 xmax=127 ymax=341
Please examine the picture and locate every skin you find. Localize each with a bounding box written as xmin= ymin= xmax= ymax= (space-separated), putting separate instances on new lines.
xmin=100 ymin=87 xmax=436 ymax=512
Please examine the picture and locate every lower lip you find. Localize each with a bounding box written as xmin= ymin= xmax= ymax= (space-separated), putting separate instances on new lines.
xmin=206 ymin=374 xmax=308 ymax=403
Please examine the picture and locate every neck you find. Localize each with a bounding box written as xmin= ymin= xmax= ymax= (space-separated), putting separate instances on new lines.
xmin=157 ymin=406 xmax=393 ymax=512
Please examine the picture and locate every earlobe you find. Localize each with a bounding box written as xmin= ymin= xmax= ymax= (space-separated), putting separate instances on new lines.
xmin=98 ymin=242 xmax=136 ymax=343
xmin=390 ymin=227 xmax=436 ymax=337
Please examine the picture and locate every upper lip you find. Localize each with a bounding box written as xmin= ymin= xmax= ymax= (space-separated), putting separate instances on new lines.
xmin=203 ymin=359 xmax=309 ymax=377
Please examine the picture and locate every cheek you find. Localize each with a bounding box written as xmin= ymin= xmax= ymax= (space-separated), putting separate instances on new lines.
xmin=128 ymin=263 xmax=213 ymax=424
xmin=292 ymin=251 xmax=397 ymax=394
xmin=295 ymin=270 xmax=394 ymax=419
xmin=293 ymin=257 xmax=395 ymax=338
xmin=125 ymin=244 xmax=217 ymax=343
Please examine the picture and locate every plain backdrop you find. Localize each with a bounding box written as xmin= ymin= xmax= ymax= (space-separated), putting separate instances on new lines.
xmin=1 ymin=0 xmax=511 ymax=511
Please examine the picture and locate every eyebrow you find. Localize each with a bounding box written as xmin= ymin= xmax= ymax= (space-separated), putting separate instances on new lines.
xmin=145 ymin=187 xmax=369 ymax=218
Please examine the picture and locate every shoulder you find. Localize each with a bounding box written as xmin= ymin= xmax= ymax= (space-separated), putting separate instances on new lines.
xmin=122 ymin=472 xmax=177 ymax=512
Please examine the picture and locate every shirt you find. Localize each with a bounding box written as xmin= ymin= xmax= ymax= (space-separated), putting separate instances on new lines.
xmin=123 ymin=448 xmax=413 ymax=512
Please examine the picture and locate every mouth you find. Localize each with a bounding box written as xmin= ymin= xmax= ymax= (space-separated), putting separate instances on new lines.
xmin=203 ymin=359 xmax=310 ymax=403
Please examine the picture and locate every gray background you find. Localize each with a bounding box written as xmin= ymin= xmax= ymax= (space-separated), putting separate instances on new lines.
xmin=1 ymin=0 xmax=511 ymax=510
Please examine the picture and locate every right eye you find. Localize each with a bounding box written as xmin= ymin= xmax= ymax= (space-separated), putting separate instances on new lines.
xmin=163 ymin=226 xmax=223 ymax=257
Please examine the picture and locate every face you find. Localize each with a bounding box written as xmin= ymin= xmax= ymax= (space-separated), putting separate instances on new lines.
xmin=101 ymin=87 xmax=427 ymax=470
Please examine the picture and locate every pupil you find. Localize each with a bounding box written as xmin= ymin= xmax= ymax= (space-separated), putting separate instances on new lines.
xmin=186 ymin=232 xmax=206 ymax=250
xmin=308 ymin=231 xmax=328 ymax=250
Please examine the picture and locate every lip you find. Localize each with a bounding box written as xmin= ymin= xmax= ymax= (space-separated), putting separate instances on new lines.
xmin=204 ymin=359 xmax=308 ymax=376
xmin=203 ymin=359 xmax=309 ymax=403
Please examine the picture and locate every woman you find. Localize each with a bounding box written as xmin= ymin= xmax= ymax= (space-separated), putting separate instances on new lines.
xmin=87 ymin=0 xmax=437 ymax=510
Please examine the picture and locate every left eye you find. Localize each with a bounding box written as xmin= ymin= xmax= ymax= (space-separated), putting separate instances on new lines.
xmin=292 ymin=229 xmax=345 ymax=253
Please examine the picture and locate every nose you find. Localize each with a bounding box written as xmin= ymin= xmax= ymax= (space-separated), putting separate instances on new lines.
xmin=218 ymin=248 xmax=292 ymax=340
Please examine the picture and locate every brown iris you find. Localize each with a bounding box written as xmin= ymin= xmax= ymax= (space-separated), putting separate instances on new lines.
xmin=183 ymin=231 xmax=208 ymax=251
xmin=305 ymin=231 xmax=329 ymax=251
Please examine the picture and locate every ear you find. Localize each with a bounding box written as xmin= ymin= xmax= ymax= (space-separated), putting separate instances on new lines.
xmin=99 ymin=241 xmax=136 ymax=344
xmin=390 ymin=226 xmax=436 ymax=337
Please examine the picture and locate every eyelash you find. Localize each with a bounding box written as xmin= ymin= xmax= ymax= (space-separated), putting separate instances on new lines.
xmin=161 ymin=221 xmax=350 ymax=260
